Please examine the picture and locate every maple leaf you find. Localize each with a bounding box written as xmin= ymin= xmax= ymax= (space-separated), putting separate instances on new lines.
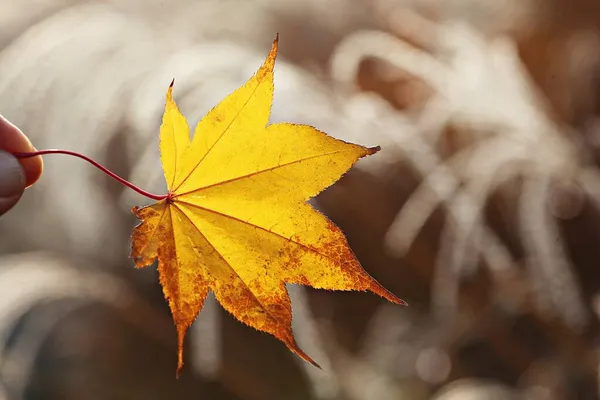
xmin=130 ymin=35 xmax=405 ymax=377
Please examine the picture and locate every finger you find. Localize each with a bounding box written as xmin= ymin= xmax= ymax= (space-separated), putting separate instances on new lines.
xmin=0 ymin=150 xmax=25 ymax=215
xmin=0 ymin=116 xmax=43 ymax=187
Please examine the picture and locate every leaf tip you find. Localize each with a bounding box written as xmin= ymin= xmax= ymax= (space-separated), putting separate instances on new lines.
xmin=368 ymin=280 xmax=407 ymax=306
xmin=396 ymin=298 xmax=409 ymax=306
xmin=296 ymin=348 xmax=322 ymax=369
xmin=257 ymin=33 xmax=279 ymax=80
xmin=166 ymin=79 xmax=176 ymax=103
xmin=309 ymin=358 xmax=323 ymax=370
xmin=268 ymin=33 xmax=279 ymax=62
xmin=175 ymin=325 xmax=186 ymax=379
xmin=285 ymin=336 xmax=321 ymax=369
xmin=367 ymin=145 xmax=381 ymax=155
xmin=383 ymin=291 xmax=407 ymax=306
xmin=131 ymin=206 xmax=144 ymax=219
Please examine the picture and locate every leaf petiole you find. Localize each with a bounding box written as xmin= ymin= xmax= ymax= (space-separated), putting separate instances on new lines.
xmin=13 ymin=149 xmax=168 ymax=201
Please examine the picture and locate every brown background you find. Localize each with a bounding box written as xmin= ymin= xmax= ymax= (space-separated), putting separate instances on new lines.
xmin=1 ymin=0 xmax=600 ymax=399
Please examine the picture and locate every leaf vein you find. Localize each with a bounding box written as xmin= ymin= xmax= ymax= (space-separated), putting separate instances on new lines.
xmin=171 ymin=203 xmax=282 ymax=325
xmin=175 ymin=149 xmax=349 ymax=197
xmin=176 ymin=199 xmax=336 ymax=265
xmin=173 ymin=71 xmax=270 ymax=192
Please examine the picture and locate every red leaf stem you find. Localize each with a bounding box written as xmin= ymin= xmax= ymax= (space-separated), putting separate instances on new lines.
xmin=13 ymin=149 xmax=168 ymax=201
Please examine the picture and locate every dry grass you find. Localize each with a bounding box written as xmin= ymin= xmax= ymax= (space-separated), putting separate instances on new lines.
xmin=1 ymin=0 xmax=600 ymax=399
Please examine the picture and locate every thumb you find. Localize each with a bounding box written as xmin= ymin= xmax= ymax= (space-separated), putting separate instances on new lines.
xmin=0 ymin=150 xmax=25 ymax=216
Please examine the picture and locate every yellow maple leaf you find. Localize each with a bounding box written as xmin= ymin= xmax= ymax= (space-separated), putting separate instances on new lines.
xmin=131 ymin=35 xmax=405 ymax=377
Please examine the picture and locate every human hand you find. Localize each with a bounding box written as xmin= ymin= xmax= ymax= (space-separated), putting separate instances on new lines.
xmin=0 ymin=116 xmax=43 ymax=215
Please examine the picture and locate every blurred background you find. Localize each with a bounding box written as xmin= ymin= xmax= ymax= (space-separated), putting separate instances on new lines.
xmin=1 ymin=0 xmax=600 ymax=399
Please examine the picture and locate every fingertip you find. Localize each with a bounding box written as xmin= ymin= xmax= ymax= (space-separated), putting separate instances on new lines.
xmin=0 ymin=116 xmax=43 ymax=187
xmin=21 ymin=149 xmax=43 ymax=187
xmin=0 ymin=151 xmax=25 ymax=215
